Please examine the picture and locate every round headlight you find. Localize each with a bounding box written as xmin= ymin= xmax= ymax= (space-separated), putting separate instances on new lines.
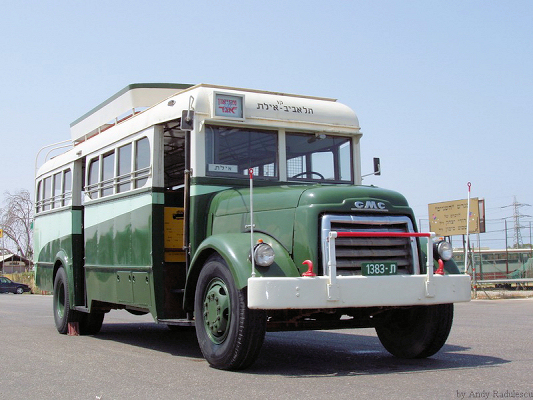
xmin=436 ymin=241 xmax=453 ymax=261
xmin=253 ymin=243 xmax=275 ymax=267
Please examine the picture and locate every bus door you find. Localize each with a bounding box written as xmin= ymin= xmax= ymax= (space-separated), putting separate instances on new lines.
xmin=161 ymin=120 xmax=189 ymax=318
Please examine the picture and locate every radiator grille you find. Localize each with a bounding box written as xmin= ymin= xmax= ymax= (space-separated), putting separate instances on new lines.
xmin=321 ymin=215 xmax=419 ymax=276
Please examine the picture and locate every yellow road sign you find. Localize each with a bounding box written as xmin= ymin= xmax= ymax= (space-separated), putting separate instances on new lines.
xmin=428 ymin=198 xmax=485 ymax=236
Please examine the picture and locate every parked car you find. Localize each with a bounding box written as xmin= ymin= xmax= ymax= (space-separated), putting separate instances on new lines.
xmin=0 ymin=276 xmax=32 ymax=294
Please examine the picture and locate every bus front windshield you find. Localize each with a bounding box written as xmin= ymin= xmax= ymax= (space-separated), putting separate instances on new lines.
xmin=286 ymin=132 xmax=352 ymax=183
xmin=205 ymin=125 xmax=352 ymax=183
xmin=205 ymin=125 xmax=278 ymax=179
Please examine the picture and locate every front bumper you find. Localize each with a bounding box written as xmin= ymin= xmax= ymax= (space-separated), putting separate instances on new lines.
xmin=247 ymin=273 xmax=471 ymax=309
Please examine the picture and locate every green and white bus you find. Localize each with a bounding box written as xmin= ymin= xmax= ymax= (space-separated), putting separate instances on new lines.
xmin=34 ymin=83 xmax=470 ymax=370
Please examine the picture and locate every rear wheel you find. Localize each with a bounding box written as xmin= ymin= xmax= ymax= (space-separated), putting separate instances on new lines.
xmin=16 ymin=287 xmax=24 ymax=294
xmin=375 ymin=303 xmax=454 ymax=358
xmin=53 ymin=267 xmax=79 ymax=334
xmin=194 ymin=255 xmax=267 ymax=370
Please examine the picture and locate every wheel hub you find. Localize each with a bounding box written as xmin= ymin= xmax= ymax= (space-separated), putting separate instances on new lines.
xmin=203 ymin=278 xmax=230 ymax=344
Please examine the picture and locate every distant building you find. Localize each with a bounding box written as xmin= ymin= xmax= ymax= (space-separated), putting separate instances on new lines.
xmin=1 ymin=254 xmax=32 ymax=274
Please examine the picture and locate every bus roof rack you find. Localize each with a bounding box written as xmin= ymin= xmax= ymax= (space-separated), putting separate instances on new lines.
xmin=70 ymin=83 xmax=193 ymax=144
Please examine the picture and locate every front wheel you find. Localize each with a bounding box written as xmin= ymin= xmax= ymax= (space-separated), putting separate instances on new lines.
xmin=194 ymin=255 xmax=267 ymax=370
xmin=375 ymin=303 xmax=454 ymax=359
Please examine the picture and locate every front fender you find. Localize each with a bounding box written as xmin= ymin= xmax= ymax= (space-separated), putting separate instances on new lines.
xmin=183 ymin=232 xmax=299 ymax=311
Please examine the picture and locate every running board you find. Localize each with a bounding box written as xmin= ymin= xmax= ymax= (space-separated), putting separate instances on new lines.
xmin=158 ymin=318 xmax=195 ymax=327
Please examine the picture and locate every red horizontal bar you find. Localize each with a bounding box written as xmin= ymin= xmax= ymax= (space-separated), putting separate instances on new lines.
xmin=335 ymin=231 xmax=431 ymax=238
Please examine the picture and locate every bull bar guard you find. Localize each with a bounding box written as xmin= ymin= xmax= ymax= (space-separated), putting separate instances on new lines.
xmin=248 ymin=231 xmax=471 ymax=309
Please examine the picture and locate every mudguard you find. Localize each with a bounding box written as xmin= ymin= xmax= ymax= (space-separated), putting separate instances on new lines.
xmin=53 ymin=249 xmax=76 ymax=305
xmin=184 ymin=232 xmax=299 ymax=310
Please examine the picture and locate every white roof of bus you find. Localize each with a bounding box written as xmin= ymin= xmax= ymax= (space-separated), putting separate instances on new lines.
xmin=37 ymin=83 xmax=360 ymax=178
xmin=69 ymin=83 xmax=359 ymax=142
xmin=70 ymin=83 xmax=193 ymax=143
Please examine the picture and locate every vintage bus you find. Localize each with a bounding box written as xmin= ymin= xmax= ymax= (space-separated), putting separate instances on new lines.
xmin=34 ymin=83 xmax=471 ymax=370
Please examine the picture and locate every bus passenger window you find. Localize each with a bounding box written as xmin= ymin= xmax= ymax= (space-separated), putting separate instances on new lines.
xmin=43 ymin=177 xmax=51 ymax=211
xmin=88 ymin=158 xmax=99 ymax=199
xmin=102 ymin=151 xmax=115 ymax=197
xmin=36 ymin=181 xmax=42 ymax=213
xmin=63 ymin=169 xmax=72 ymax=206
xmin=118 ymin=143 xmax=132 ymax=193
xmin=53 ymin=172 xmax=62 ymax=208
xmin=135 ymin=137 xmax=150 ymax=188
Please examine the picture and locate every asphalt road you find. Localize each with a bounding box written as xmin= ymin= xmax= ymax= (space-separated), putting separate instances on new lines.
xmin=1 ymin=294 xmax=532 ymax=400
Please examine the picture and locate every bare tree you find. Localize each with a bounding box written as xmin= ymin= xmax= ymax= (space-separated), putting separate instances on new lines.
xmin=0 ymin=189 xmax=33 ymax=259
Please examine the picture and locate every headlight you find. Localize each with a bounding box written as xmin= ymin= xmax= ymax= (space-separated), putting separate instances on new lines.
xmin=253 ymin=242 xmax=275 ymax=267
xmin=435 ymin=240 xmax=453 ymax=261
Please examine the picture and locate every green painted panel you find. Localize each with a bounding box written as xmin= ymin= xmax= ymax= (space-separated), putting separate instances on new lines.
xmin=84 ymin=195 xmax=153 ymax=267
xmin=83 ymin=192 xmax=157 ymax=310
xmin=33 ymin=209 xmax=79 ymax=264
xmin=85 ymin=268 xmax=119 ymax=304
xmin=133 ymin=272 xmax=152 ymax=306
xmin=211 ymin=208 xmax=295 ymax=253
xmin=297 ymin=184 xmax=410 ymax=209
xmin=117 ymin=271 xmax=133 ymax=303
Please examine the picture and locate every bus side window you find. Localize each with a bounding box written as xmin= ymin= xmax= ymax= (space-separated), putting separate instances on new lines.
xmin=117 ymin=143 xmax=132 ymax=193
xmin=53 ymin=172 xmax=62 ymax=208
xmin=43 ymin=177 xmax=52 ymax=211
xmin=88 ymin=158 xmax=99 ymax=199
xmin=36 ymin=180 xmax=42 ymax=213
xmin=101 ymin=151 xmax=115 ymax=197
xmin=135 ymin=137 xmax=150 ymax=188
xmin=64 ymin=169 xmax=72 ymax=206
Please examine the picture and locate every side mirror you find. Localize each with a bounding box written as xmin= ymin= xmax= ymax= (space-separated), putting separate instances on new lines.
xmin=180 ymin=110 xmax=194 ymax=131
xmin=361 ymin=158 xmax=382 ymax=179
xmin=373 ymin=158 xmax=381 ymax=176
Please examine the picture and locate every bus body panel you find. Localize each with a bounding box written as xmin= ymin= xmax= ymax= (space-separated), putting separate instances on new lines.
xmin=83 ymin=191 xmax=158 ymax=313
xmin=34 ymin=208 xmax=83 ymax=304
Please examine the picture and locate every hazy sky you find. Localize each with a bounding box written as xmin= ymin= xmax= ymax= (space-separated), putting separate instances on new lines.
xmin=1 ymin=0 xmax=531 ymax=247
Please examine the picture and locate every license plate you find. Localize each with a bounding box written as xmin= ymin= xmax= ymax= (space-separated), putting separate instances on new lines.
xmin=362 ymin=262 xmax=398 ymax=276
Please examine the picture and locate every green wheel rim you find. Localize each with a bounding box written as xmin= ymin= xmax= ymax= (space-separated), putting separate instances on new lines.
xmin=202 ymin=278 xmax=231 ymax=344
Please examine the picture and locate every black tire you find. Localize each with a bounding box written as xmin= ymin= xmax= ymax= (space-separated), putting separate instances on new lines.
xmin=16 ymin=287 xmax=24 ymax=294
xmin=194 ymin=255 xmax=267 ymax=370
xmin=53 ymin=267 xmax=79 ymax=334
xmin=79 ymin=311 xmax=105 ymax=335
xmin=375 ymin=303 xmax=454 ymax=359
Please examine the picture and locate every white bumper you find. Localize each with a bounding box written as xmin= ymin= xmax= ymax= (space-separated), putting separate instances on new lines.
xmin=247 ymin=274 xmax=471 ymax=309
